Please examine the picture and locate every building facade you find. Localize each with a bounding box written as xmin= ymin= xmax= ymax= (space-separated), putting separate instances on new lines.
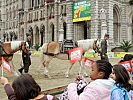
xmin=0 ymin=0 xmax=133 ymax=48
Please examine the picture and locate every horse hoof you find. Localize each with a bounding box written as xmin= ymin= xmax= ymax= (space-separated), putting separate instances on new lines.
xmin=65 ymin=75 xmax=69 ymax=78
xmin=84 ymin=73 xmax=88 ymax=77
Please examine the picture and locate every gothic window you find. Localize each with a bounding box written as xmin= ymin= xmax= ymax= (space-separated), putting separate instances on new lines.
xmin=32 ymin=0 xmax=34 ymax=7
xmin=35 ymin=0 xmax=37 ymax=7
xmin=63 ymin=5 xmax=66 ymax=14
xmin=48 ymin=5 xmax=51 ymax=16
xmin=51 ymin=5 xmax=54 ymax=16
xmin=9 ymin=8 xmax=12 ymax=19
xmin=22 ymin=0 xmax=25 ymax=9
xmin=113 ymin=5 xmax=120 ymax=44
xmin=60 ymin=5 xmax=63 ymax=15
xmin=13 ymin=6 xmax=15 ymax=18
xmin=40 ymin=10 xmax=43 ymax=18
xmin=29 ymin=13 xmax=31 ymax=20
xmin=0 ymin=1 xmax=1 ymax=7
xmin=40 ymin=0 xmax=44 ymax=5
xmin=0 ymin=10 xmax=1 ymax=21
xmin=38 ymin=0 xmax=40 ymax=6
xmin=37 ymin=11 xmax=38 ymax=19
xmin=29 ymin=0 xmax=32 ymax=8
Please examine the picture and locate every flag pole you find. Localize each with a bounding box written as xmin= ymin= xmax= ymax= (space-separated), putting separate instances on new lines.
xmin=2 ymin=65 xmax=3 ymax=77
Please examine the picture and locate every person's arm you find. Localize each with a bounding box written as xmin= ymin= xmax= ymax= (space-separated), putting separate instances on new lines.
xmin=67 ymin=82 xmax=98 ymax=100
xmin=4 ymin=84 xmax=16 ymax=100
xmin=1 ymin=77 xmax=16 ymax=100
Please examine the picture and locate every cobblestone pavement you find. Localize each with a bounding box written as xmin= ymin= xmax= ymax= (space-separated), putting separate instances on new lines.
xmin=0 ymin=53 xmax=128 ymax=100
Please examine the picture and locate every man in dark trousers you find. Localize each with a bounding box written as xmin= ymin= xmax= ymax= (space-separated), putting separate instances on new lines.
xmin=18 ymin=50 xmax=31 ymax=73
xmin=100 ymin=34 xmax=109 ymax=61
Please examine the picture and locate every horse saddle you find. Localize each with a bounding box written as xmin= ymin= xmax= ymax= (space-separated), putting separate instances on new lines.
xmin=43 ymin=42 xmax=60 ymax=55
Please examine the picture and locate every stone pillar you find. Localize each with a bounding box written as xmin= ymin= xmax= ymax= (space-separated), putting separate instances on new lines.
xmin=91 ymin=0 xmax=99 ymax=39
xmin=18 ymin=0 xmax=22 ymax=10
xmin=45 ymin=2 xmax=48 ymax=42
xmin=120 ymin=3 xmax=128 ymax=42
xmin=106 ymin=0 xmax=114 ymax=48
xmin=66 ymin=1 xmax=74 ymax=40
xmin=100 ymin=8 xmax=107 ymax=39
xmin=54 ymin=1 xmax=59 ymax=41
xmin=24 ymin=0 xmax=29 ymax=40
xmin=1 ymin=0 xmax=6 ymax=40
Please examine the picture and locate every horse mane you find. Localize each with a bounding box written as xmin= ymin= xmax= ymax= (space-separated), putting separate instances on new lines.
xmin=10 ymin=41 xmax=24 ymax=50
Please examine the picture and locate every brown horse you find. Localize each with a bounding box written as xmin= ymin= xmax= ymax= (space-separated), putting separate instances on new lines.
xmin=0 ymin=41 xmax=30 ymax=76
xmin=39 ymin=39 xmax=101 ymax=78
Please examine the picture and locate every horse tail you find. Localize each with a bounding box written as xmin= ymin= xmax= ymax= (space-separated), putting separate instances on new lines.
xmin=39 ymin=43 xmax=48 ymax=63
xmin=40 ymin=48 xmax=44 ymax=64
xmin=75 ymin=41 xmax=78 ymax=47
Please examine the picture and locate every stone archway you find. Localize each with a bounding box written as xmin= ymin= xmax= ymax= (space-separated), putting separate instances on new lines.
xmin=40 ymin=25 xmax=45 ymax=46
xmin=28 ymin=27 xmax=33 ymax=46
xmin=113 ymin=5 xmax=120 ymax=44
xmin=35 ymin=26 xmax=39 ymax=44
xmin=63 ymin=22 xmax=66 ymax=39
xmin=50 ymin=23 xmax=54 ymax=41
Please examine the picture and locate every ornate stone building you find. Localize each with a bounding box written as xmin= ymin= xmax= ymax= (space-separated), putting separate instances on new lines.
xmin=0 ymin=0 xmax=133 ymax=48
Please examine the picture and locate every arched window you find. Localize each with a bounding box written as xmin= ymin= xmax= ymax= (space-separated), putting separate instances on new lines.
xmin=113 ymin=5 xmax=120 ymax=44
xmin=32 ymin=0 xmax=34 ymax=7
xmin=0 ymin=10 xmax=1 ymax=21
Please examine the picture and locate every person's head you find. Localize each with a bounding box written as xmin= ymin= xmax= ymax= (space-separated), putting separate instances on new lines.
xmin=104 ymin=34 xmax=109 ymax=40
xmin=110 ymin=64 xmax=131 ymax=91
xmin=12 ymin=74 xmax=41 ymax=100
xmin=90 ymin=60 xmax=112 ymax=80
xmin=123 ymin=54 xmax=133 ymax=66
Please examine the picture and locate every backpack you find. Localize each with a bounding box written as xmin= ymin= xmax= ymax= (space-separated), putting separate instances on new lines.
xmin=111 ymin=85 xmax=129 ymax=100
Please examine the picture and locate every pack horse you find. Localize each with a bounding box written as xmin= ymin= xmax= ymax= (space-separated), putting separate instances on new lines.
xmin=39 ymin=39 xmax=101 ymax=78
xmin=0 ymin=41 xmax=30 ymax=75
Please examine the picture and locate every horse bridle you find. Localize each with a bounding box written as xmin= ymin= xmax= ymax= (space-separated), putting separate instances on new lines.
xmin=93 ymin=39 xmax=100 ymax=52
xmin=20 ymin=42 xmax=29 ymax=53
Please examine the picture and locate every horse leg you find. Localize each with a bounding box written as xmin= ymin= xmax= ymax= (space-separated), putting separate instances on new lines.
xmin=65 ymin=62 xmax=75 ymax=78
xmin=43 ymin=55 xmax=53 ymax=78
xmin=82 ymin=65 xmax=88 ymax=77
xmin=43 ymin=61 xmax=51 ymax=78
xmin=9 ymin=61 xmax=19 ymax=76
xmin=78 ymin=61 xmax=88 ymax=77
xmin=78 ymin=61 xmax=83 ymax=75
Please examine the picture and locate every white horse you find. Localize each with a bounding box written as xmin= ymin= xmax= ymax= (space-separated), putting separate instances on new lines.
xmin=39 ymin=39 xmax=101 ymax=78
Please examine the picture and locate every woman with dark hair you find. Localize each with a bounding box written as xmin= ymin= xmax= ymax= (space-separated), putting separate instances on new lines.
xmin=1 ymin=74 xmax=58 ymax=100
xmin=110 ymin=64 xmax=131 ymax=100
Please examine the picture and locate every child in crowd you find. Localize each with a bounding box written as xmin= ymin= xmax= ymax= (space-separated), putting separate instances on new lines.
xmin=64 ymin=60 xmax=115 ymax=100
xmin=110 ymin=64 xmax=131 ymax=100
xmin=1 ymin=74 xmax=59 ymax=100
xmin=120 ymin=54 xmax=133 ymax=63
xmin=119 ymin=54 xmax=133 ymax=79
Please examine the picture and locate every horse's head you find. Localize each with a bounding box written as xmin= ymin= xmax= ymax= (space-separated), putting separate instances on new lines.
xmin=93 ymin=39 xmax=101 ymax=53
xmin=21 ymin=41 xmax=30 ymax=54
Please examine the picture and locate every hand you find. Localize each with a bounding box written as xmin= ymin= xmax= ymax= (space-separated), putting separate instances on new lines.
xmin=1 ymin=77 xmax=9 ymax=86
xmin=75 ymin=75 xmax=86 ymax=84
